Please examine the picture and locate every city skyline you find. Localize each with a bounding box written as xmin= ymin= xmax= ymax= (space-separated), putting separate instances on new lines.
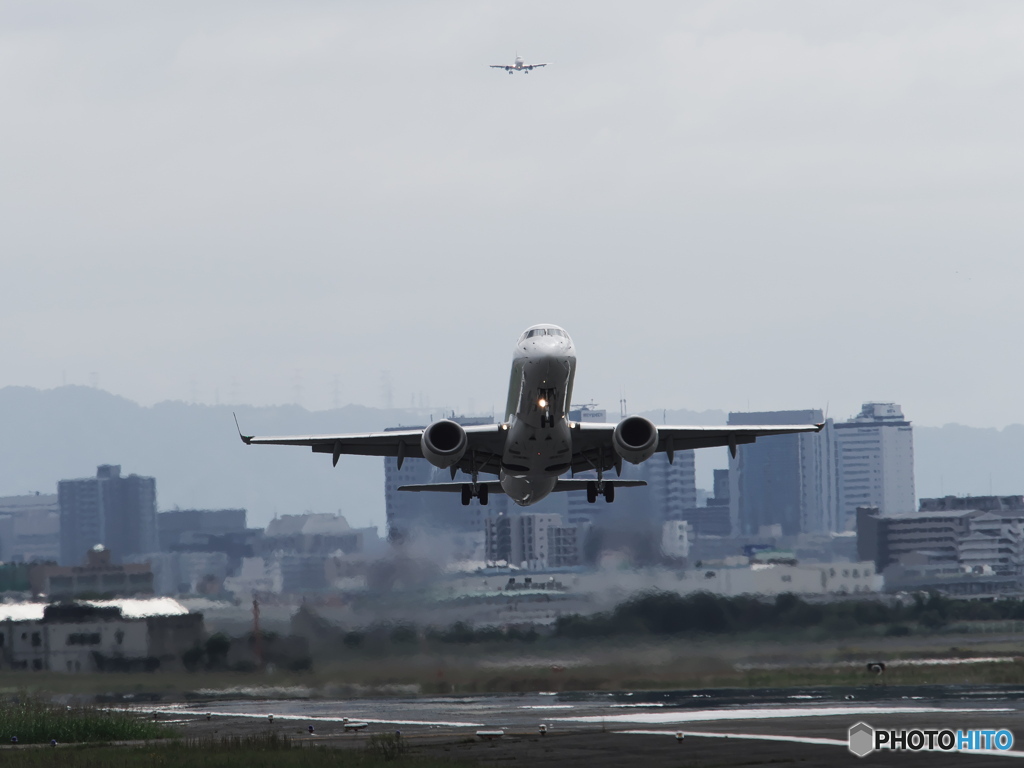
xmin=1 ymin=383 xmax=1023 ymax=531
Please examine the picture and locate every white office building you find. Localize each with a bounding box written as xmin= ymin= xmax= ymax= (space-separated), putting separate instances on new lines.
xmin=835 ymin=403 xmax=916 ymax=528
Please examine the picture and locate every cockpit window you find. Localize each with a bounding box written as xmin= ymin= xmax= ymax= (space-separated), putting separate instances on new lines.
xmin=520 ymin=327 xmax=570 ymax=341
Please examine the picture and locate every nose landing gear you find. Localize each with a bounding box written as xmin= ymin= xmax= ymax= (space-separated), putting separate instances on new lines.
xmin=538 ymin=388 xmax=556 ymax=428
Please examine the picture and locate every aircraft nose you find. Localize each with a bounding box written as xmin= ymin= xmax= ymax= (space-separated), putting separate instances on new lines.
xmin=532 ymin=336 xmax=572 ymax=360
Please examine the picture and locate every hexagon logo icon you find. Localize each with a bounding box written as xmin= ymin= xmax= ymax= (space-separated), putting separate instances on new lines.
xmin=848 ymin=722 xmax=875 ymax=758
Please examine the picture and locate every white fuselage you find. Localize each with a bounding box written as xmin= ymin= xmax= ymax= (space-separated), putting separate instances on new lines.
xmin=499 ymin=325 xmax=576 ymax=505
xmin=514 ymin=57 xmax=525 ymax=69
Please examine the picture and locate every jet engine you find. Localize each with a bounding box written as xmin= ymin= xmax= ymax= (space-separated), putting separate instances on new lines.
xmin=420 ymin=419 xmax=468 ymax=469
xmin=612 ymin=415 xmax=658 ymax=464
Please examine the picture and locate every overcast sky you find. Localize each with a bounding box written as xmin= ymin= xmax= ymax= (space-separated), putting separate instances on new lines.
xmin=3 ymin=2 xmax=1023 ymax=428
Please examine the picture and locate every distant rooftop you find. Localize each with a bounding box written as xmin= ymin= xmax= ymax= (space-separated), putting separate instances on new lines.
xmin=265 ymin=513 xmax=353 ymax=538
xmin=0 ymin=597 xmax=188 ymax=623
xmin=920 ymin=495 xmax=1024 ymax=513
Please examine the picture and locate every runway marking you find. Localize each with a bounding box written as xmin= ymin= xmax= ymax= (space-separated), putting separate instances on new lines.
xmin=622 ymin=730 xmax=1024 ymax=758
xmin=622 ymin=729 xmax=846 ymax=746
xmin=555 ymin=705 xmax=1013 ymax=725
xmin=140 ymin=709 xmax=485 ymax=728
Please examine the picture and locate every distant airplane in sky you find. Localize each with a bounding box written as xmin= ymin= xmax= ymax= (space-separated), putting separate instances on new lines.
xmin=237 ymin=325 xmax=822 ymax=507
xmin=490 ymin=55 xmax=548 ymax=74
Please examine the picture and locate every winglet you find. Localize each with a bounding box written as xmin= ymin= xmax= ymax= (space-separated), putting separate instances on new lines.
xmin=233 ymin=412 xmax=253 ymax=445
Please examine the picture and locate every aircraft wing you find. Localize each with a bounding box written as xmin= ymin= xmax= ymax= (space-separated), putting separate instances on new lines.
xmin=489 ymin=65 xmax=511 ymax=69
xmin=524 ymin=63 xmax=548 ymax=69
xmin=569 ymin=421 xmax=824 ymax=474
xmin=236 ymin=419 xmax=506 ymax=473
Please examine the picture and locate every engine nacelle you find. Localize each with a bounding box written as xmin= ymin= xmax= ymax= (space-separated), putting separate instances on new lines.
xmin=420 ymin=419 xmax=468 ymax=469
xmin=612 ymin=416 xmax=658 ymax=464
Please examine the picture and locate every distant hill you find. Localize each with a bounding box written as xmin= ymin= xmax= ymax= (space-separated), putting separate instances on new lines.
xmin=0 ymin=386 xmax=434 ymax=531
xmin=1 ymin=387 xmax=1021 ymax=529
xmin=915 ymin=423 xmax=1024 ymax=500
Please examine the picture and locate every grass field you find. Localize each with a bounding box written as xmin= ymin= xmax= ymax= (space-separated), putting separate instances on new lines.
xmin=0 ymin=732 xmax=472 ymax=768
xmin=0 ymin=696 xmax=174 ymax=744
xmin=2 ymin=626 xmax=1024 ymax=700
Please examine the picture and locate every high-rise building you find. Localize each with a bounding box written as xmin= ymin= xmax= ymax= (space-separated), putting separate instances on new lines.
xmin=639 ymin=451 xmax=697 ymax=521
xmin=835 ymin=403 xmax=916 ymax=526
xmin=728 ymin=410 xmax=838 ymax=536
xmin=708 ymin=469 xmax=730 ymax=507
xmin=485 ymin=511 xmax=570 ymax=569
xmin=0 ymin=494 xmax=60 ymax=563
xmin=58 ymin=465 xmax=157 ymax=565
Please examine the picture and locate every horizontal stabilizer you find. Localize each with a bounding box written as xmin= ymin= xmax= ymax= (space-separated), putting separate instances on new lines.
xmin=554 ymin=479 xmax=646 ymax=491
xmin=399 ymin=482 xmax=505 ymax=494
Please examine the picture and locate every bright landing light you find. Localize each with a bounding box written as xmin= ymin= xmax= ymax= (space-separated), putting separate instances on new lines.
xmin=538 ymin=399 xmax=547 ymax=408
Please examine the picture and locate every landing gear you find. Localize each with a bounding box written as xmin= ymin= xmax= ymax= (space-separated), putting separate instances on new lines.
xmin=461 ymin=483 xmax=489 ymax=506
xmin=538 ymin=388 xmax=555 ymax=428
xmin=585 ymin=480 xmax=614 ymax=503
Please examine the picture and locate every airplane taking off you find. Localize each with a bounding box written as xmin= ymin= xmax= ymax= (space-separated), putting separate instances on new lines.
xmin=490 ymin=55 xmax=548 ymax=74
xmin=237 ymin=325 xmax=822 ymax=507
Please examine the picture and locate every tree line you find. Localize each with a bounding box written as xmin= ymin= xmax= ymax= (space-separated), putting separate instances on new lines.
xmin=552 ymin=590 xmax=1024 ymax=639
xmin=333 ymin=590 xmax=1024 ymax=649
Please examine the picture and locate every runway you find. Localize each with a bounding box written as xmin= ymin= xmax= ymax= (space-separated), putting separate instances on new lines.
xmin=146 ymin=684 xmax=1024 ymax=766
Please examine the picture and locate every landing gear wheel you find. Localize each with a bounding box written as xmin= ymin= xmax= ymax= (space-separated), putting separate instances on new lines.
xmin=603 ymin=484 xmax=615 ymax=503
xmin=479 ymin=485 xmax=489 ymax=505
xmin=586 ymin=482 xmax=597 ymax=504
xmin=461 ymin=485 xmax=472 ymax=506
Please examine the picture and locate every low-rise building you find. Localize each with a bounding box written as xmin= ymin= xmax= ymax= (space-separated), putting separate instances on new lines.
xmin=260 ymin=513 xmax=380 ymax=557
xmin=30 ymin=546 xmax=154 ymax=599
xmin=856 ymin=506 xmax=977 ymax=571
xmin=0 ymin=598 xmax=202 ymax=673
xmin=132 ymin=551 xmax=230 ymax=596
xmin=674 ymin=561 xmax=880 ymax=596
